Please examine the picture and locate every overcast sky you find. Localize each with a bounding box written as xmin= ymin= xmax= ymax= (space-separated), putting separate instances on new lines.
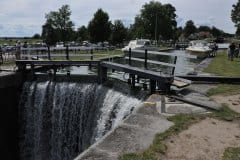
xmin=0 ymin=0 xmax=238 ymax=37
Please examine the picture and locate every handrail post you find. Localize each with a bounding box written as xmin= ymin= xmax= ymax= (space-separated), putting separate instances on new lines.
xmin=47 ymin=45 xmax=51 ymax=60
xmin=89 ymin=49 xmax=93 ymax=69
xmin=171 ymin=56 xmax=177 ymax=75
xmin=66 ymin=45 xmax=69 ymax=60
xmin=144 ymin=49 xmax=148 ymax=69
xmin=91 ymin=49 xmax=93 ymax=61
xmin=128 ymin=48 xmax=131 ymax=65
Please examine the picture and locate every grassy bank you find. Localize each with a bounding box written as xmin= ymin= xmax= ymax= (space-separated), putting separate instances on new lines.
xmin=119 ymin=106 xmax=240 ymax=160
xmin=119 ymin=114 xmax=205 ymax=160
xmin=223 ymin=147 xmax=240 ymax=160
xmin=119 ymin=50 xmax=240 ymax=160
xmin=45 ymin=50 xmax=123 ymax=60
xmin=204 ymin=51 xmax=240 ymax=76
xmin=204 ymin=51 xmax=240 ymax=95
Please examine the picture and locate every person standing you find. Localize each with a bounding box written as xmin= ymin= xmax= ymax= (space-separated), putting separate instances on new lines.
xmin=213 ymin=42 xmax=218 ymax=56
xmin=229 ymin=42 xmax=236 ymax=61
xmin=15 ymin=41 xmax=21 ymax=60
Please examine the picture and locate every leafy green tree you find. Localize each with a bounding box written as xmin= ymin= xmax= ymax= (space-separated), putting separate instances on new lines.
xmin=77 ymin=25 xmax=89 ymax=42
xmin=211 ymin=26 xmax=222 ymax=37
xmin=32 ymin=33 xmax=41 ymax=39
xmin=111 ymin=20 xmax=127 ymax=46
xmin=198 ymin=26 xmax=211 ymax=32
xmin=232 ymin=1 xmax=240 ymax=36
xmin=130 ymin=15 xmax=145 ymax=39
xmin=88 ymin=9 xmax=112 ymax=43
xmin=131 ymin=1 xmax=177 ymax=41
xmin=175 ymin=27 xmax=183 ymax=40
xmin=183 ymin=20 xmax=197 ymax=38
xmin=42 ymin=5 xmax=74 ymax=45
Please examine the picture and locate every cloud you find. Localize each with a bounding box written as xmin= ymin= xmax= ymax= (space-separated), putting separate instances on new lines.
xmin=0 ymin=24 xmax=40 ymax=37
xmin=0 ymin=0 xmax=237 ymax=36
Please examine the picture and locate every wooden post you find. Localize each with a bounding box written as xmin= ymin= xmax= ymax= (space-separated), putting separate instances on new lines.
xmin=89 ymin=49 xmax=93 ymax=69
xmin=171 ymin=56 xmax=177 ymax=75
xmin=47 ymin=45 xmax=51 ymax=60
xmin=90 ymin=49 xmax=93 ymax=60
xmin=136 ymin=75 xmax=140 ymax=83
xmin=131 ymin=74 xmax=135 ymax=88
xmin=99 ymin=66 xmax=108 ymax=84
xmin=66 ymin=45 xmax=69 ymax=60
xmin=144 ymin=49 xmax=148 ymax=69
xmin=128 ymin=48 xmax=131 ymax=65
xmin=53 ymin=66 xmax=57 ymax=81
xmin=150 ymin=79 xmax=156 ymax=94
xmin=17 ymin=64 xmax=26 ymax=72
xmin=30 ymin=63 xmax=35 ymax=79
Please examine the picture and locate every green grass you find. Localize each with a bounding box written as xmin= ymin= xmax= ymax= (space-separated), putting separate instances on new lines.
xmin=119 ymin=105 xmax=240 ymax=160
xmin=203 ymin=51 xmax=240 ymax=76
xmin=211 ymin=105 xmax=240 ymax=121
xmin=223 ymin=147 xmax=240 ymax=160
xmin=207 ymin=84 xmax=240 ymax=96
xmin=203 ymin=51 xmax=240 ymax=95
xmin=45 ymin=50 xmax=123 ymax=60
xmin=0 ymin=38 xmax=42 ymax=45
xmin=119 ymin=114 xmax=205 ymax=160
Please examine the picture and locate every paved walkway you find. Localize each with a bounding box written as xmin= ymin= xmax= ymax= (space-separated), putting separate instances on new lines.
xmin=75 ymin=89 xmax=219 ymax=160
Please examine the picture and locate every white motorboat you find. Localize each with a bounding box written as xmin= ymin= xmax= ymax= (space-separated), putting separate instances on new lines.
xmin=122 ymin=39 xmax=151 ymax=51
xmin=186 ymin=40 xmax=212 ymax=53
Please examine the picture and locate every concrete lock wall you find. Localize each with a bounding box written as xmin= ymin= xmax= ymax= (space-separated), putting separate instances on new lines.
xmin=0 ymin=73 xmax=23 ymax=160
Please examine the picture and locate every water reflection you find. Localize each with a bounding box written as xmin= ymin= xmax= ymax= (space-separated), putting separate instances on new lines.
xmin=50 ymin=50 xmax=201 ymax=76
xmin=115 ymin=50 xmax=201 ymax=75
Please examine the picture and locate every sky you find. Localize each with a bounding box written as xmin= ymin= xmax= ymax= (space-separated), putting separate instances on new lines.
xmin=0 ymin=0 xmax=238 ymax=37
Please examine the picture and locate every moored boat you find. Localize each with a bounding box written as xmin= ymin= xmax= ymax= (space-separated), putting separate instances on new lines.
xmin=186 ymin=40 xmax=212 ymax=53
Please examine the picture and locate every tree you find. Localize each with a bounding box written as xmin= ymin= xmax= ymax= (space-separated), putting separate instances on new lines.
xmin=42 ymin=5 xmax=74 ymax=45
xmin=131 ymin=1 xmax=177 ymax=41
xmin=111 ymin=20 xmax=127 ymax=46
xmin=198 ymin=26 xmax=211 ymax=32
xmin=175 ymin=27 xmax=183 ymax=40
xmin=211 ymin=26 xmax=222 ymax=37
xmin=130 ymin=15 xmax=145 ymax=39
xmin=88 ymin=9 xmax=112 ymax=43
xmin=232 ymin=1 xmax=240 ymax=35
xmin=183 ymin=20 xmax=197 ymax=38
xmin=32 ymin=33 xmax=41 ymax=39
xmin=77 ymin=26 xmax=89 ymax=42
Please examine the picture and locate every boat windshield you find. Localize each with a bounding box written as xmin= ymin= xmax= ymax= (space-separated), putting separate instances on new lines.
xmin=191 ymin=41 xmax=208 ymax=47
xmin=136 ymin=40 xmax=150 ymax=46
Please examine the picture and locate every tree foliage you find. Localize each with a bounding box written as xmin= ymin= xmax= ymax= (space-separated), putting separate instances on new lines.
xmin=198 ymin=26 xmax=211 ymax=32
xmin=32 ymin=33 xmax=41 ymax=39
xmin=88 ymin=9 xmax=111 ymax=43
xmin=131 ymin=1 xmax=177 ymax=41
xmin=77 ymin=26 xmax=89 ymax=42
xmin=232 ymin=1 xmax=240 ymax=35
xmin=111 ymin=20 xmax=127 ymax=45
xmin=183 ymin=20 xmax=197 ymax=38
xmin=42 ymin=5 xmax=74 ymax=45
xmin=211 ymin=26 xmax=222 ymax=37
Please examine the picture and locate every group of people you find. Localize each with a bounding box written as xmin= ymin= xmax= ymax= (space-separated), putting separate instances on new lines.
xmin=0 ymin=41 xmax=28 ymax=65
xmin=228 ymin=43 xmax=239 ymax=61
xmin=210 ymin=42 xmax=218 ymax=57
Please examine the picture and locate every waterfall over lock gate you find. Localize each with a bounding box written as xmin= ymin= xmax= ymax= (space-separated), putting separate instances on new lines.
xmin=18 ymin=81 xmax=141 ymax=160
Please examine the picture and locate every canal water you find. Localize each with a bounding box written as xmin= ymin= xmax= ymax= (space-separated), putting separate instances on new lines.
xmin=19 ymin=81 xmax=142 ymax=160
xmin=55 ymin=50 xmax=201 ymax=77
xmin=18 ymin=49 xmax=202 ymax=160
